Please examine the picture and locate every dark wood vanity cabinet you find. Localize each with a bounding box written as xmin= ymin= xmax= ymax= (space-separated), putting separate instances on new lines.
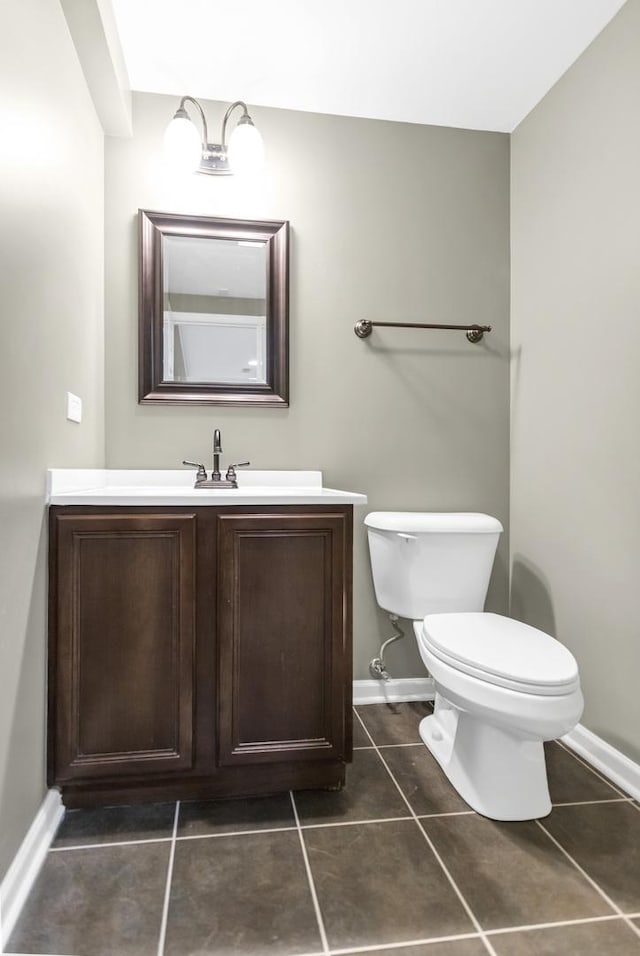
xmin=50 ymin=513 xmax=196 ymax=784
xmin=48 ymin=506 xmax=353 ymax=807
xmin=217 ymin=513 xmax=348 ymax=766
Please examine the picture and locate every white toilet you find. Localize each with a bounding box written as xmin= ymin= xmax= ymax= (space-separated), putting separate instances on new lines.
xmin=365 ymin=512 xmax=583 ymax=821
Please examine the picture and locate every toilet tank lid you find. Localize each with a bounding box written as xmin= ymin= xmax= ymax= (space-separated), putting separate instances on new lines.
xmin=364 ymin=512 xmax=503 ymax=534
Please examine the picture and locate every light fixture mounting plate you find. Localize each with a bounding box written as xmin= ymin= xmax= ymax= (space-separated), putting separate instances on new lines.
xmin=199 ymin=143 xmax=232 ymax=175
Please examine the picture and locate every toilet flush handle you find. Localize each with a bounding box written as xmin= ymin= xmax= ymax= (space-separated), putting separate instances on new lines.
xmin=397 ymin=532 xmax=418 ymax=541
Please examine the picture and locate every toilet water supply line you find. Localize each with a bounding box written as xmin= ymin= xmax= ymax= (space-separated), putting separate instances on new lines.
xmin=369 ymin=614 xmax=405 ymax=680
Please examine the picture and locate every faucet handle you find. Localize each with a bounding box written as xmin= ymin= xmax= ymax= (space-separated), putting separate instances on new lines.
xmin=182 ymin=460 xmax=207 ymax=481
xmin=225 ymin=461 xmax=250 ymax=483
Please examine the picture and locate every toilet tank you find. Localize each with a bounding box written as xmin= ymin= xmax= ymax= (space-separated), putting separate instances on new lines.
xmin=365 ymin=512 xmax=503 ymax=620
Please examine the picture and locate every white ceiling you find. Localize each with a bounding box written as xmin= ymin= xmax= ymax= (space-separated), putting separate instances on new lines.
xmin=110 ymin=0 xmax=626 ymax=133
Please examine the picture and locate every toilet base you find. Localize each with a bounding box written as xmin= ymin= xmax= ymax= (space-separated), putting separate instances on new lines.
xmin=419 ymin=696 xmax=552 ymax=821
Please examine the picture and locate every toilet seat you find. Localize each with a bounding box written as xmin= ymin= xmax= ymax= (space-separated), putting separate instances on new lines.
xmin=420 ymin=612 xmax=580 ymax=697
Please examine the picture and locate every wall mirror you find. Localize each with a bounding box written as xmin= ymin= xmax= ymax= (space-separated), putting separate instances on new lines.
xmin=139 ymin=210 xmax=289 ymax=405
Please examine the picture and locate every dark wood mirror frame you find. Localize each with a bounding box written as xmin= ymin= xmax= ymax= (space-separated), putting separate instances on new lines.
xmin=139 ymin=209 xmax=289 ymax=406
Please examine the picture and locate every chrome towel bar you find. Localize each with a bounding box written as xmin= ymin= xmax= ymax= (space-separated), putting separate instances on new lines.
xmin=354 ymin=319 xmax=491 ymax=343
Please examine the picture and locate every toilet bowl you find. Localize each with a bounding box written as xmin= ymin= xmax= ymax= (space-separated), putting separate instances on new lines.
xmin=365 ymin=512 xmax=583 ymax=821
xmin=415 ymin=612 xmax=583 ymax=820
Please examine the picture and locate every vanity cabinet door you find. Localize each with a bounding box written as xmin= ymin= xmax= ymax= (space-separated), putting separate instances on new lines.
xmin=217 ymin=511 xmax=352 ymax=766
xmin=49 ymin=512 xmax=196 ymax=783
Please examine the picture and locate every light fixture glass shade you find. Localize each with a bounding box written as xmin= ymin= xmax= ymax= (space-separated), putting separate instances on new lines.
xmin=164 ymin=114 xmax=202 ymax=173
xmin=227 ymin=121 xmax=264 ymax=176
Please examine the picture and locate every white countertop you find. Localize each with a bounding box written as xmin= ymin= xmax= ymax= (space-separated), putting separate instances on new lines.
xmin=48 ymin=470 xmax=367 ymax=507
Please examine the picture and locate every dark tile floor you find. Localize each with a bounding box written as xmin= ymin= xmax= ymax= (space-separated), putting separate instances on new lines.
xmin=6 ymin=701 xmax=640 ymax=956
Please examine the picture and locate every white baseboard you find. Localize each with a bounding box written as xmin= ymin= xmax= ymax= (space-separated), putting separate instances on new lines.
xmin=353 ymin=677 xmax=435 ymax=705
xmin=562 ymin=724 xmax=640 ymax=802
xmin=0 ymin=789 xmax=64 ymax=950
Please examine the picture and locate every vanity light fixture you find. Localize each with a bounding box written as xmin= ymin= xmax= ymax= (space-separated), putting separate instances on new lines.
xmin=164 ymin=95 xmax=264 ymax=176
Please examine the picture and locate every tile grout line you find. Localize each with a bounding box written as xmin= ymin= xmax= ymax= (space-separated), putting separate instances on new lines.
xmin=485 ymin=912 xmax=629 ymax=937
xmin=48 ymin=793 xmax=631 ymax=854
xmin=156 ymin=800 xmax=180 ymax=956
xmin=324 ymin=912 xmax=638 ymax=955
xmin=354 ymin=743 xmax=425 ymax=750
xmin=352 ymin=708 xmax=499 ymax=956
xmin=282 ymin=911 xmax=638 ymax=955
xmin=325 ymin=912 xmax=638 ymax=954
xmin=555 ymin=739 xmax=632 ymax=799
xmin=289 ymin=791 xmax=330 ymax=956
xmin=176 ymin=824 xmax=296 ymax=841
xmin=327 ymin=930 xmax=483 ymax=954
xmin=300 ymin=811 xmax=476 ymax=829
xmin=50 ymin=835 xmax=174 ymax=852
xmin=551 ymin=797 xmax=631 ymax=808
xmin=302 ymin=815 xmax=412 ymax=829
xmin=535 ymin=819 xmax=640 ymax=941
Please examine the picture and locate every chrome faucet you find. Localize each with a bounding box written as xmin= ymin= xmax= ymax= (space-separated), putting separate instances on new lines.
xmin=183 ymin=429 xmax=250 ymax=488
xmin=212 ymin=429 xmax=223 ymax=481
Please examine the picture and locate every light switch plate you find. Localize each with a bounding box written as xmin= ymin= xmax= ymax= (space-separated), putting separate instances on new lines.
xmin=66 ymin=392 xmax=82 ymax=423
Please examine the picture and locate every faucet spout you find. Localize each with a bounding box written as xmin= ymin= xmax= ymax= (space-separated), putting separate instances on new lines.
xmin=212 ymin=429 xmax=222 ymax=480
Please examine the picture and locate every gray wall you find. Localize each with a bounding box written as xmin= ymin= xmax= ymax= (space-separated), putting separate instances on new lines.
xmin=511 ymin=0 xmax=640 ymax=761
xmin=0 ymin=0 xmax=105 ymax=880
xmin=105 ymin=92 xmax=510 ymax=680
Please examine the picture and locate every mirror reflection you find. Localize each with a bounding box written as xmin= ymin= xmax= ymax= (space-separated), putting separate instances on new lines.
xmin=138 ymin=210 xmax=289 ymax=406
xmin=163 ymin=236 xmax=267 ymax=385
